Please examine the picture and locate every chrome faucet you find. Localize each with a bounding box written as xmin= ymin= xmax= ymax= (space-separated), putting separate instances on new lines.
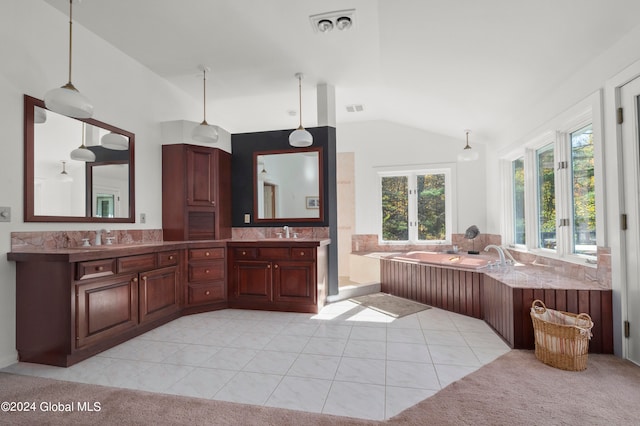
xmin=283 ymin=226 xmax=290 ymax=239
xmin=484 ymin=244 xmax=506 ymax=267
xmin=95 ymin=229 xmax=107 ymax=246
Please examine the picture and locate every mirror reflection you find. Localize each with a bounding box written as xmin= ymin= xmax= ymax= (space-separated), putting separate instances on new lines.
xmin=25 ymin=95 xmax=135 ymax=222
xmin=254 ymin=148 xmax=322 ymax=221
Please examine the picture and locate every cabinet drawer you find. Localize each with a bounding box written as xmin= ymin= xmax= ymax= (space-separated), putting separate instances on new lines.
xmin=257 ymin=247 xmax=290 ymax=259
xmin=118 ymin=253 xmax=157 ymax=273
xmin=189 ymin=247 xmax=224 ymax=260
xmin=232 ymin=247 xmax=257 ymax=259
xmin=290 ymin=248 xmax=315 ymax=260
xmin=187 ymin=282 xmax=225 ymax=305
xmin=158 ymin=251 xmax=180 ymax=267
xmin=76 ymin=259 xmax=116 ymax=280
xmin=189 ymin=260 xmax=225 ymax=282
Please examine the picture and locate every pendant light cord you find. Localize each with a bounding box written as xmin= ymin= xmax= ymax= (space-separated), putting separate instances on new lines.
xmin=298 ymin=74 xmax=303 ymax=129
xmin=67 ymin=0 xmax=73 ymax=85
xmin=202 ymin=68 xmax=207 ymax=124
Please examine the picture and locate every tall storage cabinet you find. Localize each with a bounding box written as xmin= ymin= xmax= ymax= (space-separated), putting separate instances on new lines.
xmin=162 ymin=144 xmax=232 ymax=241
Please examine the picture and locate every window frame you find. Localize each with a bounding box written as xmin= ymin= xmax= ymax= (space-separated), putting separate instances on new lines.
xmin=377 ymin=165 xmax=454 ymax=245
xmin=500 ymin=92 xmax=602 ymax=266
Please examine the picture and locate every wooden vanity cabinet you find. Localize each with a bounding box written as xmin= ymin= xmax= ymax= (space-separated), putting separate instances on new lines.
xmin=184 ymin=243 xmax=227 ymax=314
xmin=10 ymin=247 xmax=183 ymax=367
xmin=162 ymin=144 xmax=232 ymax=241
xmin=228 ymin=242 xmax=327 ymax=313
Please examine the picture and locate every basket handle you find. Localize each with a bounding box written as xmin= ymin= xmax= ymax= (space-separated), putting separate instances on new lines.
xmin=531 ymin=299 xmax=546 ymax=313
xmin=576 ymin=313 xmax=592 ymax=324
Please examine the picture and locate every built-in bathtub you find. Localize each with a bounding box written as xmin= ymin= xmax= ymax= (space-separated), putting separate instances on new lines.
xmin=389 ymin=251 xmax=491 ymax=270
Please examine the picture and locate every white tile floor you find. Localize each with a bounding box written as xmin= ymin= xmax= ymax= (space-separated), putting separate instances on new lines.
xmin=2 ymin=300 xmax=510 ymax=421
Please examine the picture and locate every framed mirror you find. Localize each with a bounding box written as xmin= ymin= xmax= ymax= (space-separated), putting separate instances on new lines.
xmin=253 ymin=147 xmax=323 ymax=223
xmin=24 ymin=95 xmax=135 ymax=222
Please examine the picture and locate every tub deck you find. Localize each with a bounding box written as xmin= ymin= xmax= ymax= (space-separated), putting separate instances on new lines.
xmin=381 ymin=256 xmax=613 ymax=353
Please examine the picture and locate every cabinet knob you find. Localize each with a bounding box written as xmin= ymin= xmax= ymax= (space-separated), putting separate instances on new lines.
xmin=205 ymin=269 xmax=210 ymax=274
xmin=205 ymin=252 xmax=210 ymax=256
xmin=267 ymin=264 xmax=271 ymax=269
xmin=274 ymin=264 xmax=278 ymax=269
xmin=242 ymin=251 xmax=246 ymax=255
xmin=96 ymin=266 xmax=104 ymax=271
xmin=205 ymin=290 xmax=211 ymax=296
xmin=211 ymin=201 xmax=215 ymax=206
xmin=169 ymin=255 xmax=174 ymax=260
xmin=141 ymin=276 xmax=147 ymax=282
xmin=300 ymin=251 xmax=305 ymax=256
xmin=132 ymin=277 xmax=138 ymax=283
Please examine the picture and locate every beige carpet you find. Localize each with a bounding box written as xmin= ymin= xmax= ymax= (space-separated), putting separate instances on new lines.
xmin=2 ymin=350 xmax=639 ymax=425
xmin=349 ymin=293 xmax=431 ymax=318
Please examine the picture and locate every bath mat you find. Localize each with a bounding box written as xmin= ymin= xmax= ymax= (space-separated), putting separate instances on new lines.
xmin=349 ymin=292 xmax=431 ymax=318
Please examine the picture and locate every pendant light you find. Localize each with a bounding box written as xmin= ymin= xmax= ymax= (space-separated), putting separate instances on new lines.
xmin=56 ymin=161 xmax=73 ymax=182
xmin=101 ymin=132 xmax=128 ymax=150
xmin=191 ymin=65 xmax=218 ymax=144
xmin=44 ymin=0 xmax=93 ymax=119
xmin=70 ymin=122 xmax=96 ymax=162
xmin=457 ymin=129 xmax=479 ymax=162
xmin=289 ymin=72 xmax=313 ymax=147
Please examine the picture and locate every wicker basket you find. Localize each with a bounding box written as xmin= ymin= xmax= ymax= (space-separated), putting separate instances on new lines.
xmin=530 ymin=299 xmax=594 ymax=371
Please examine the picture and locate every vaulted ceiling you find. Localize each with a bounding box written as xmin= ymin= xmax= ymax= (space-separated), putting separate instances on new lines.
xmin=45 ymin=0 xmax=640 ymax=145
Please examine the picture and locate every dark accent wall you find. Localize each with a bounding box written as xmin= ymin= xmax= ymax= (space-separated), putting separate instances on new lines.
xmin=231 ymin=126 xmax=339 ymax=296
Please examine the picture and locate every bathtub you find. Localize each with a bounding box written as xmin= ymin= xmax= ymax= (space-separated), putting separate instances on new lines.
xmin=389 ymin=251 xmax=491 ymax=270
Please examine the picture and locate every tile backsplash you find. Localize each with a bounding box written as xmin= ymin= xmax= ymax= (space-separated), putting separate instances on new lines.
xmin=11 ymin=229 xmax=163 ymax=250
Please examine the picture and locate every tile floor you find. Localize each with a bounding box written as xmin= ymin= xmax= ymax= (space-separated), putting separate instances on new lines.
xmin=2 ymin=300 xmax=510 ymax=421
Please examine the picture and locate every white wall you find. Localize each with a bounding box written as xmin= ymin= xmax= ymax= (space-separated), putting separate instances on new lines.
xmin=336 ymin=120 xmax=487 ymax=238
xmin=0 ymin=1 xmax=205 ymax=367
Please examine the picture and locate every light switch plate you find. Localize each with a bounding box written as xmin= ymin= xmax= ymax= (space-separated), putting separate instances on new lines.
xmin=0 ymin=206 xmax=10 ymax=222
xmin=244 ymin=213 xmax=251 ymax=223
xmin=140 ymin=213 xmax=146 ymax=223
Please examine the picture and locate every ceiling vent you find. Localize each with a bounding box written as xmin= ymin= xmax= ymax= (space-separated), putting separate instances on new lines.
xmin=309 ymin=9 xmax=356 ymax=33
xmin=346 ymin=104 xmax=364 ymax=113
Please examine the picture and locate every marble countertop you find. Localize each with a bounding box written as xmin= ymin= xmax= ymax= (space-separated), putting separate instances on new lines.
xmin=483 ymin=264 xmax=607 ymax=290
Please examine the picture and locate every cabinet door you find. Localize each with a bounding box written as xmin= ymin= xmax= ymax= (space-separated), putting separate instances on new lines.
xmin=186 ymin=146 xmax=216 ymax=207
xmin=273 ymin=260 xmax=316 ymax=304
xmin=76 ymin=274 xmax=138 ymax=349
xmin=139 ymin=266 xmax=180 ymax=324
xmin=231 ymin=260 xmax=272 ymax=302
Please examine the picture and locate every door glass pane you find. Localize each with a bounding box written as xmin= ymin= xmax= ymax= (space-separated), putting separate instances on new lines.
xmin=537 ymin=144 xmax=556 ymax=249
xmin=513 ymin=157 xmax=526 ymax=245
xmin=571 ymin=124 xmax=596 ymax=256
xmin=381 ymin=176 xmax=408 ymax=241
xmin=417 ymin=173 xmax=446 ymax=240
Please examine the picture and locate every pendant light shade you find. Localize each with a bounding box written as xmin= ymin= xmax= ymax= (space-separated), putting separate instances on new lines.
xmin=289 ymin=73 xmax=313 ymax=147
xmin=457 ymin=129 xmax=479 ymax=162
xmin=101 ymin=132 xmax=128 ymax=150
xmin=57 ymin=161 xmax=73 ymax=182
xmin=192 ymin=66 xmax=218 ymax=144
xmin=70 ymin=122 xmax=96 ymax=162
xmin=44 ymin=0 xmax=93 ymax=119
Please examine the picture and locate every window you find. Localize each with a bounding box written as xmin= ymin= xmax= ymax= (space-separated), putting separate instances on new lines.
xmin=513 ymin=157 xmax=525 ymax=245
xmin=380 ymin=169 xmax=451 ymax=243
xmin=536 ymin=143 xmax=556 ymax=250
xmin=570 ymin=124 xmax=595 ymax=256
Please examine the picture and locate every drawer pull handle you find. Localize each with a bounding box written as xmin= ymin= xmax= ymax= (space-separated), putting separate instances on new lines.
xmin=205 ymin=290 xmax=211 ymax=296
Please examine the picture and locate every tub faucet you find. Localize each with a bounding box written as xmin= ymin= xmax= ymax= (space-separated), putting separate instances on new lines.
xmin=283 ymin=226 xmax=290 ymax=239
xmin=484 ymin=244 xmax=506 ymax=267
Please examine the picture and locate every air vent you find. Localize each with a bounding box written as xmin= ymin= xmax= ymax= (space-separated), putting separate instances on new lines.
xmin=346 ymin=104 xmax=364 ymax=113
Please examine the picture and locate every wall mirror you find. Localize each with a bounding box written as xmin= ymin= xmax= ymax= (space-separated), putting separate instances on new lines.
xmin=24 ymin=95 xmax=135 ymax=222
xmin=254 ymin=147 xmax=323 ymax=223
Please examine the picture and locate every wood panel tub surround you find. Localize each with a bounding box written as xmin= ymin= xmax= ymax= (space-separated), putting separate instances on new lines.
xmin=380 ymin=257 xmax=613 ymax=353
